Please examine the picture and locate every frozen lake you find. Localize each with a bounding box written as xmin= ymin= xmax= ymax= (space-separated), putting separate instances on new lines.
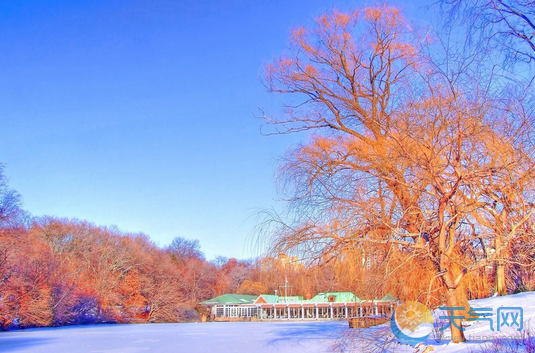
xmin=0 ymin=321 xmax=347 ymax=353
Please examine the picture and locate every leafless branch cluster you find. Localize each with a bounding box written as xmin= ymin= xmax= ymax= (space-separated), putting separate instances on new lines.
xmin=440 ymin=0 xmax=535 ymax=65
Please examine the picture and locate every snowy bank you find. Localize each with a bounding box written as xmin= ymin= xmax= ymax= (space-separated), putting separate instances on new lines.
xmin=337 ymin=291 xmax=535 ymax=353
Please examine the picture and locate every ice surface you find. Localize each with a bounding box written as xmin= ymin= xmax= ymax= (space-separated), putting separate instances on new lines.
xmin=0 ymin=321 xmax=346 ymax=353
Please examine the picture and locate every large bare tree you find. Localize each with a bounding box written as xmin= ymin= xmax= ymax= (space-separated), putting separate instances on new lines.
xmin=261 ymin=6 xmax=535 ymax=343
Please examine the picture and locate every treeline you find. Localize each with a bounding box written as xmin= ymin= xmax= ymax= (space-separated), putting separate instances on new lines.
xmin=0 ymin=217 xmax=266 ymax=329
xmin=0 ymin=168 xmax=252 ymax=329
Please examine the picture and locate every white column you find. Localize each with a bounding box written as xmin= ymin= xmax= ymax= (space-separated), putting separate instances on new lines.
xmin=274 ymin=305 xmax=277 ymax=319
xmin=330 ymin=304 xmax=333 ymax=319
xmin=315 ymin=304 xmax=319 ymax=319
xmin=286 ymin=304 xmax=289 ymax=320
xmin=301 ymin=305 xmax=305 ymax=319
xmin=345 ymin=304 xmax=348 ymax=318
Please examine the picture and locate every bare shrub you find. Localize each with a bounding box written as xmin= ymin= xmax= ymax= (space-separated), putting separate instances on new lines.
xmin=471 ymin=320 xmax=535 ymax=353
xmin=332 ymin=325 xmax=402 ymax=353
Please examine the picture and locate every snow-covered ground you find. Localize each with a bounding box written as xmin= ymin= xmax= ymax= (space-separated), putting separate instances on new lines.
xmin=0 ymin=321 xmax=346 ymax=353
xmin=1 ymin=292 xmax=534 ymax=353
xmin=425 ymin=291 xmax=535 ymax=353
xmin=341 ymin=291 xmax=535 ymax=353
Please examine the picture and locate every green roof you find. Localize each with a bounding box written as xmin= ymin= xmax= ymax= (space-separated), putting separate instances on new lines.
xmin=308 ymin=292 xmax=361 ymax=303
xmin=199 ymin=294 xmax=257 ymax=305
xmin=256 ymin=294 xmax=279 ymax=304
xmin=277 ymin=296 xmax=304 ymax=303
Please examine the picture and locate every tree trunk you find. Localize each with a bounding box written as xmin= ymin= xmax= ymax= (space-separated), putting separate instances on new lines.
xmin=495 ymin=210 xmax=508 ymax=296
xmin=495 ymin=263 xmax=507 ymax=296
xmin=445 ymin=288 xmax=466 ymax=343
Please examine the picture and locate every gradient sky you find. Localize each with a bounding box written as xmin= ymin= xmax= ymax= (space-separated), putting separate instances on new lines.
xmin=0 ymin=0 xmax=429 ymax=260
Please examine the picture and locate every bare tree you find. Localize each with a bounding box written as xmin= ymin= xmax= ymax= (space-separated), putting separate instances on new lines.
xmin=0 ymin=166 xmax=23 ymax=228
xmin=167 ymin=237 xmax=205 ymax=265
xmin=261 ymin=6 xmax=535 ymax=343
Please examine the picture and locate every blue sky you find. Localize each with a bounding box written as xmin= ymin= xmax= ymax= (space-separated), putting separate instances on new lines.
xmin=0 ymin=0 xmax=429 ymax=260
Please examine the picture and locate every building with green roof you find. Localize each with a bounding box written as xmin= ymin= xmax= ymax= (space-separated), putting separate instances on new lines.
xmin=199 ymin=291 xmax=396 ymax=321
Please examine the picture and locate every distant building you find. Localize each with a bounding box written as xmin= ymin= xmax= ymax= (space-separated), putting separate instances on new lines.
xmin=199 ymin=291 xmax=397 ymax=321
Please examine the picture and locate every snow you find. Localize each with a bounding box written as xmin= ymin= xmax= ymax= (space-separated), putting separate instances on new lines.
xmin=426 ymin=291 xmax=535 ymax=353
xmin=344 ymin=291 xmax=535 ymax=353
xmin=1 ymin=292 xmax=534 ymax=353
xmin=401 ymin=322 xmax=433 ymax=337
xmin=0 ymin=321 xmax=346 ymax=353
